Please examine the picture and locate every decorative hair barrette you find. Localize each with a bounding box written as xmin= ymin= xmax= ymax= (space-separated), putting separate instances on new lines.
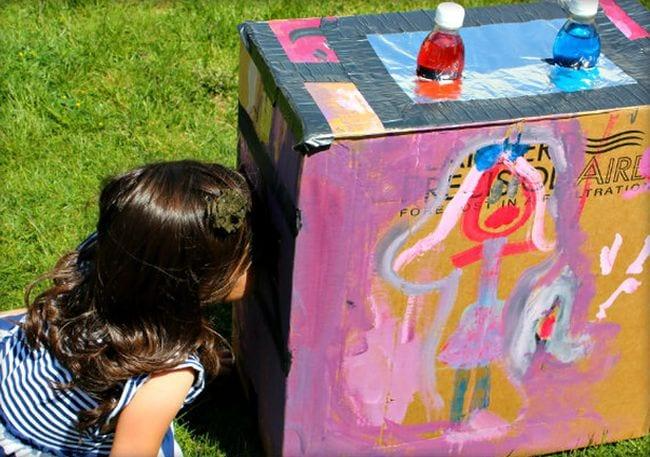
xmin=205 ymin=189 xmax=250 ymax=235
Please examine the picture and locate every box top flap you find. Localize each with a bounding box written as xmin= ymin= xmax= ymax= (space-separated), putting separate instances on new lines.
xmin=239 ymin=0 xmax=650 ymax=154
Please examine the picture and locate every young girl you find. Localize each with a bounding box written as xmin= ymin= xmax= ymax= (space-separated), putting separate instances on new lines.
xmin=0 ymin=160 xmax=252 ymax=456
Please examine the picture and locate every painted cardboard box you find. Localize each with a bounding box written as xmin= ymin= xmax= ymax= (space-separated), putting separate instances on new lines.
xmin=234 ymin=1 xmax=650 ymax=455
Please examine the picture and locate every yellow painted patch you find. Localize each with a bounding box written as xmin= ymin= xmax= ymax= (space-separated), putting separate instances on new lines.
xmin=305 ymin=82 xmax=384 ymax=136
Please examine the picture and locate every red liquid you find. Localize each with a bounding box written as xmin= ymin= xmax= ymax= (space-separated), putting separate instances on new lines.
xmin=416 ymin=31 xmax=465 ymax=81
xmin=415 ymin=79 xmax=462 ymax=100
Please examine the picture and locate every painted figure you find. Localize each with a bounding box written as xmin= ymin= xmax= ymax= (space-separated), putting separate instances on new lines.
xmin=370 ymin=127 xmax=591 ymax=429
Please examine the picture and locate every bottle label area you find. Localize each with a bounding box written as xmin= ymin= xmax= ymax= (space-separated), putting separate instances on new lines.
xmin=417 ymin=31 xmax=465 ymax=81
xmin=552 ymin=20 xmax=601 ymax=69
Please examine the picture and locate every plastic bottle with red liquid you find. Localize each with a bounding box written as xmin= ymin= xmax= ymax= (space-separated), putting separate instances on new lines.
xmin=416 ymin=2 xmax=466 ymax=82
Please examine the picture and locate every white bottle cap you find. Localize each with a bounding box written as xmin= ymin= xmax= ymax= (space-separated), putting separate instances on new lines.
xmin=434 ymin=2 xmax=465 ymax=30
xmin=569 ymin=0 xmax=599 ymax=18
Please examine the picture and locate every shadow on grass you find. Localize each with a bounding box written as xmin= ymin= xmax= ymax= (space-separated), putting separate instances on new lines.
xmin=179 ymin=369 xmax=264 ymax=457
xmin=178 ymin=303 xmax=264 ymax=456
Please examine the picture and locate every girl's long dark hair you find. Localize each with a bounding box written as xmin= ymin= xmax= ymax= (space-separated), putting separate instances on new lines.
xmin=21 ymin=161 xmax=252 ymax=431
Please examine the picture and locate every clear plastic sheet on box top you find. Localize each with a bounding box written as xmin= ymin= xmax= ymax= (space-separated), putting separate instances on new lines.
xmin=239 ymin=0 xmax=650 ymax=152
xmin=367 ymin=19 xmax=637 ymax=103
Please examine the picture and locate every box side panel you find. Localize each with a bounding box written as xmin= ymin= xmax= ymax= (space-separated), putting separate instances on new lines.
xmin=236 ymin=43 xmax=304 ymax=456
xmin=284 ymin=107 xmax=649 ymax=456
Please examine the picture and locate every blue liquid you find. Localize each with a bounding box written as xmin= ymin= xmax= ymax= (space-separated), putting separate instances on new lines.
xmin=550 ymin=65 xmax=600 ymax=92
xmin=552 ymin=20 xmax=601 ymax=69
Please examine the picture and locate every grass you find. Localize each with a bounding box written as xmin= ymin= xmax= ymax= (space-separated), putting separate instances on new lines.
xmin=1 ymin=0 xmax=648 ymax=455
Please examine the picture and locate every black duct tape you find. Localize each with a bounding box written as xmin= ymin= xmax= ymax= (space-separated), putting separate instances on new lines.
xmin=238 ymin=0 xmax=650 ymax=154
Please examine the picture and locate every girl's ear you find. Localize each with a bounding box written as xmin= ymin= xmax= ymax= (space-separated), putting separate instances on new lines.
xmin=224 ymin=269 xmax=249 ymax=302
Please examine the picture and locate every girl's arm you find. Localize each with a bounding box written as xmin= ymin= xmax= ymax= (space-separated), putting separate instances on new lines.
xmin=110 ymin=368 xmax=196 ymax=457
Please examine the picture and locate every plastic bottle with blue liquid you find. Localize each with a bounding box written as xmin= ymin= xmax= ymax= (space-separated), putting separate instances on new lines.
xmin=552 ymin=0 xmax=601 ymax=69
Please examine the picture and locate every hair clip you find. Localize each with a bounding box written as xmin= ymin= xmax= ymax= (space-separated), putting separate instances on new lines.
xmin=205 ymin=189 xmax=250 ymax=235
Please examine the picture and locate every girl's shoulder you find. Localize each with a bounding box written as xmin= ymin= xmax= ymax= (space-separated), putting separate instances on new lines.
xmin=1 ymin=316 xmax=205 ymax=414
xmin=106 ymin=354 xmax=206 ymax=424
xmin=0 ymin=317 xmax=206 ymax=456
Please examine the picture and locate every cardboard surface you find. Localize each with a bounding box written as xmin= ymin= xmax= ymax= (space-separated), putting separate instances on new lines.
xmin=282 ymin=108 xmax=649 ymax=456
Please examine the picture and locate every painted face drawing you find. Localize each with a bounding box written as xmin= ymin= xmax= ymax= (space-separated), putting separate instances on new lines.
xmin=343 ymin=128 xmax=591 ymax=435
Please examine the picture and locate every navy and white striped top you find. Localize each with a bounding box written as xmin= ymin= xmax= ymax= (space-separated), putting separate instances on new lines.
xmin=0 ymin=316 xmax=204 ymax=456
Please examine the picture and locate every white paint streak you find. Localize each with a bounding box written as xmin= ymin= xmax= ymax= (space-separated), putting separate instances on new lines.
xmin=507 ymin=266 xmax=588 ymax=378
xmin=443 ymin=410 xmax=510 ymax=446
xmin=421 ymin=271 xmax=461 ymax=415
xmin=626 ymin=235 xmax=650 ymax=275
xmin=511 ymin=157 xmax=556 ymax=252
xmin=335 ymin=88 xmax=370 ymax=113
xmin=393 ymin=167 xmax=484 ymax=271
xmin=596 ymin=278 xmax=642 ymax=321
xmin=368 ymin=295 xmax=381 ymax=328
xmin=600 ymin=233 xmax=623 ymax=276
xmin=400 ymin=295 xmax=418 ymax=343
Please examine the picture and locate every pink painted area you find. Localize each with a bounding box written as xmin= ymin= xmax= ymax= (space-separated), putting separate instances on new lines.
xmin=443 ymin=410 xmax=510 ymax=446
xmin=508 ymin=321 xmax=620 ymax=455
xmin=600 ymin=0 xmax=649 ymax=40
xmin=438 ymin=304 xmax=504 ymax=368
xmin=268 ymin=18 xmax=339 ymax=63
xmin=538 ymin=120 xmax=594 ymax=335
xmin=596 ymin=277 xmax=642 ymax=320
xmin=626 ymin=235 xmax=650 ymax=274
xmin=637 ymin=148 xmax=650 ymax=177
xmin=283 ymin=117 xmax=619 ymax=456
xmin=622 ymin=182 xmax=650 ymax=200
xmin=343 ymin=315 xmax=424 ymax=426
xmin=600 ymin=233 xmax=623 ymax=275
xmin=287 ymin=131 xmax=473 ymax=454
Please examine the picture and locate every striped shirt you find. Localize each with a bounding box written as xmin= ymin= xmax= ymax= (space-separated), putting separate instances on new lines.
xmin=0 ymin=316 xmax=204 ymax=456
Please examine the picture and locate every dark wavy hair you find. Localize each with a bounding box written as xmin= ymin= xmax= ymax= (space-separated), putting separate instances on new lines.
xmin=21 ymin=160 xmax=252 ymax=431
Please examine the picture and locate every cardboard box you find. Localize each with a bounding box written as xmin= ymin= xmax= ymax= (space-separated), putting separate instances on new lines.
xmin=235 ymin=1 xmax=650 ymax=455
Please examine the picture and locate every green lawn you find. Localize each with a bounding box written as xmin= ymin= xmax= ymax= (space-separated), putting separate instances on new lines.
xmin=1 ymin=1 xmax=648 ymax=455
